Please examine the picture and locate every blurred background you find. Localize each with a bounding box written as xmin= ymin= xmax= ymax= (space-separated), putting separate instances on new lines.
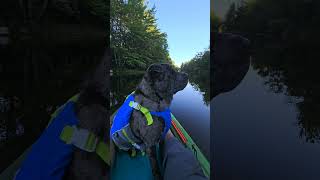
xmin=212 ymin=0 xmax=320 ymax=179
xmin=0 ymin=0 xmax=108 ymax=172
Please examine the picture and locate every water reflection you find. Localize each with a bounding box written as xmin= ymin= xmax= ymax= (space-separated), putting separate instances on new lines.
xmin=251 ymin=49 xmax=320 ymax=143
xmin=212 ymin=65 xmax=320 ymax=180
xmin=213 ymin=0 xmax=320 ymax=178
xmin=188 ymin=72 xmax=210 ymax=106
xmin=217 ymin=0 xmax=320 ymax=143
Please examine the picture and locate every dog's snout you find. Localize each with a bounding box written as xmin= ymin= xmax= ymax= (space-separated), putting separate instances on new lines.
xmin=178 ymin=72 xmax=188 ymax=82
xmin=173 ymin=72 xmax=188 ymax=93
xmin=182 ymin=72 xmax=188 ymax=81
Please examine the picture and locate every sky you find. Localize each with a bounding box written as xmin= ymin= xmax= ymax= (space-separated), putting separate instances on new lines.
xmin=146 ymin=0 xmax=210 ymax=67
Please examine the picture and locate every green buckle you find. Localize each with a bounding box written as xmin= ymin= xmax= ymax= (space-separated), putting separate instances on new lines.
xmin=129 ymin=101 xmax=141 ymax=110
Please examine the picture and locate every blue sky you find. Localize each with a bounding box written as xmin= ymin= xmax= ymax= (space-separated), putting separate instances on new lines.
xmin=146 ymin=0 xmax=210 ymax=66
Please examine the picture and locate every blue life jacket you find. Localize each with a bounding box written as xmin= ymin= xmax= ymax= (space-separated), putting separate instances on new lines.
xmin=15 ymin=102 xmax=78 ymax=180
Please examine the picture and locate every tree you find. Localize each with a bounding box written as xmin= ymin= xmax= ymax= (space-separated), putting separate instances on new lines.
xmin=111 ymin=0 xmax=172 ymax=70
xmin=181 ymin=49 xmax=210 ymax=104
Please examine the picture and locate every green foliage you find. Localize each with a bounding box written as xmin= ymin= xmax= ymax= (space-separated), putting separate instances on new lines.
xmin=181 ymin=49 xmax=210 ymax=104
xmin=87 ymin=0 xmax=109 ymax=17
xmin=111 ymin=0 xmax=172 ymax=70
xmin=181 ymin=49 xmax=209 ymax=75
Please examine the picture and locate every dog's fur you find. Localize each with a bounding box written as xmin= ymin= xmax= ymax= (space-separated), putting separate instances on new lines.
xmin=128 ymin=63 xmax=188 ymax=178
xmin=64 ymin=51 xmax=110 ymax=180
xmin=131 ymin=63 xmax=188 ymax=148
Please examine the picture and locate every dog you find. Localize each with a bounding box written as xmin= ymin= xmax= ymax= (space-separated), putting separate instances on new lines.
xmin=64 ymin=51 xmax=110 ymax=180
xmin=111 ymin=63 xmax=188 ymax=179
xmin=212 ymin=33 xmax=251 ymax=98
xmin=131 ymin=63 xmax=188 ymax=148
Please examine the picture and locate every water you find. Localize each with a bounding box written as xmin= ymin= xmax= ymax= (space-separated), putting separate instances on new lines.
xmin=213 ymin=65 xmax=320 ymax=180
xmin=171 ymin=83 xmax=210 ymax=159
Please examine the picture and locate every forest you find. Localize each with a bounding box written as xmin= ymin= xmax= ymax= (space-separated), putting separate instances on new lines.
xmin=181 ymin=49 xmax=210 ymax=104
xmin=111 ymin=0 xmax=174 ymax=70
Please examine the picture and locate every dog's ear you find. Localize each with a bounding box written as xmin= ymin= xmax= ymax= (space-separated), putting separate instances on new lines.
xmin=147 ymin=64 xmax=164 ymax=81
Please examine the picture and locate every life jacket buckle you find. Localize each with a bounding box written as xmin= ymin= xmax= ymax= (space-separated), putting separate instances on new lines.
xmin=69 ymin=125 xmax=98 ymax=152
xmin=129 ymin=101 xmax=141 ymax=110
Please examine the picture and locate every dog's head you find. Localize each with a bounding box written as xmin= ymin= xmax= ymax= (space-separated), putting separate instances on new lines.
xmin=76 ymin=51 xmax=110 ymax=137
xmin=140 ymin=63 xmax=188 ymax=102
xmin=212 ymin=33 xmax=251 ymax=98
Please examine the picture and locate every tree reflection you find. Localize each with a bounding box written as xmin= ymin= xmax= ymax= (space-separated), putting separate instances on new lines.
xmin=188 ymin=71 xmax=210 ymax=106
xmin=222 ymin=0 xmax=320 ymax=142
xmin=181 ymin=50 xmax=210 ymax=105
xmin=252 ymin=49 xmax=320 ymax=143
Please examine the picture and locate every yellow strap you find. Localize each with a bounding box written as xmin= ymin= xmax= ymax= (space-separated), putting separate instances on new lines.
xmin=121 ymin=129 xmax=135 ymax=145
xmin=60 ymin=126 xmax=110 ymax=165
xmin=140 ymin=106 xmax=153 ymax=125
xmin=85 ymin=133 xmax=97 ymax=150
xmin=60 ymin=126 xmax=74 ymax=143
xmin=52 ymin=95 xmax=110 ymax=165
xmin=130 ymin=149 xmax=136 ymax=157
xmin=95 ymin=141 xmax=110 ymax=165
xmin=129 ymin=101 xmax=153 ymax=126
xmin=121 ymin=129 xmax=139 ymax=157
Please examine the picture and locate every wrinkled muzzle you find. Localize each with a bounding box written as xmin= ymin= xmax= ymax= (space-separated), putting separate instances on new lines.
xmin=174 ymin=72 xmax=188 ymax=93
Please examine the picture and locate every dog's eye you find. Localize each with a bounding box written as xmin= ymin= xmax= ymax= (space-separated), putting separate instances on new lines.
xmin=150 ymin=71 xmax=164 ymax=81
xmin=149 ymin=69 xmax=163 ymax=80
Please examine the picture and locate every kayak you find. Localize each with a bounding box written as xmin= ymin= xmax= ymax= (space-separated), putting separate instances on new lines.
xmin=170 ymin=113 xmax=210 ymax=178
xmin=0 ymin=94 xmax=210 ymax=179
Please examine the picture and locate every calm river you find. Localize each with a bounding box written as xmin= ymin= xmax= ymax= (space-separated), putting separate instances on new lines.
xmin=213 ymin=65 xmax=320 ymax=180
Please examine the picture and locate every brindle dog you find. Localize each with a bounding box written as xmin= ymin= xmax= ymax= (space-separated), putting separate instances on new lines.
xmin=64 ymin=51 xmax=110 ymax=180
xmin=116 ymin=63 xmax=188 ymax=178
